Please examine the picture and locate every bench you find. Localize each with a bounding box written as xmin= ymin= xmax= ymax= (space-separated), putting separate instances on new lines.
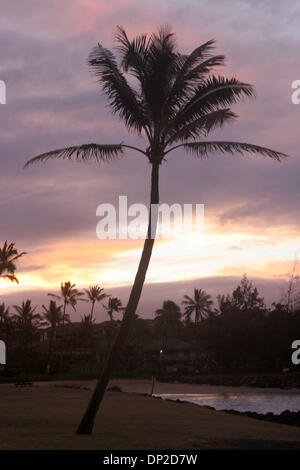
xmin=15 ymin=381 xmax=33 ymax=388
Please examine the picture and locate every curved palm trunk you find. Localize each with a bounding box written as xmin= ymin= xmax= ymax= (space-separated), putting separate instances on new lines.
xmin=76 ymin=162 xmax=159 ymax=434
xmin=90 ymin=300 xmax=95 ymax=322
xmin=46 ymin=324 xmax=56 ymax=374
xmin=62 ymin=300 xmax=66 ymax=333
xmin=193 ymin=313 xmax=199 ymax=370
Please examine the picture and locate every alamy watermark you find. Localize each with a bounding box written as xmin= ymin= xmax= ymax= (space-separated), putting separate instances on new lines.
xmin=0 ymin=80 xmax=6 ymax=104
xmin=291 ymin=340 xmax=300 ymax=365
xmin=96 ymin=196 xmax=204 ymax=240
xmin=291 ymin=80 xmax=300 ymax=104
xmin=0 ymin=340 xmax=6 ymax=365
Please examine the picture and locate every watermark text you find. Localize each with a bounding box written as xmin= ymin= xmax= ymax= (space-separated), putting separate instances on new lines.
xmin=0 ymin=80 xmax=6 ymax=104
xmin=96 ymin=196 xmax=204 ymax=240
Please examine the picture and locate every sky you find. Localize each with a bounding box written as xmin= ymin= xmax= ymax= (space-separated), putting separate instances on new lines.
xmin=0 ymin=0 xmax=300 ymax=321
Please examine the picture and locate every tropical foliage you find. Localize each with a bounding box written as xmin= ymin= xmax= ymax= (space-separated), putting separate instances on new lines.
xmin=0 ymin=241 xmax=26 ymax=284
xmin=48 ymin=281 xmax=85 ymax=330
xmin=1 ymin=274 xmax=300 ymax=377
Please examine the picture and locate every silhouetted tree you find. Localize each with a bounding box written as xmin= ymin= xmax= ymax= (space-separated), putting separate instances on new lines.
xmin=78 ymin=314 xmax=96 ymax=346
xmin=211 ymin=276 xmax=267 ymax=369
xmin=103 ymin=297 xmax=123 ymax=322
xmin=103 ymin=297 xmax=123 ymax=354
xmin=0 ymin=241 xmax=26 ymax=284
xmin=228 ymin=274 xmax=265 ymax=312
xmin=0 ymin=302 xmax=14 ymax=342
xmin=42 ymin=300 xmax=64 ymax=370
xmin=154 ymin=300 xmax=182 ymax=347
xmin=281 ymin=260 xmax=300 ymax=312
xmin=48 ymin=281 xmax=85 ymax=331
xmin=25 ymin=27 xmax=287 ymax=434
xmin=13 ymin=300 xmax=41 ymax=352
xmin=183 ymin=288 xmax=213 ymax=324
xmin=85 ymin=285 xmax=107 ymax=322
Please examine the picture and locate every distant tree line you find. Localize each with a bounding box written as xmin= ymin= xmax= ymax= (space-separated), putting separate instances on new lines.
xmin=1 ymin=240 xmax=300 ymax=377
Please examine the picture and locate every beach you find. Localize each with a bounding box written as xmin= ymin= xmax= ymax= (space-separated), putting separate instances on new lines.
xmin=1 ymin=381 xmax=300 ymax=449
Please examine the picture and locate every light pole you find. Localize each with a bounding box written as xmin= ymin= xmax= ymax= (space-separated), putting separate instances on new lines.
xmin=159 ymin=349 xmax=163 ymax=376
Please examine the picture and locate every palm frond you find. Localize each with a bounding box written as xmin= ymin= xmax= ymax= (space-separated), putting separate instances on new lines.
xmin=178 ymin=40 xmax=217 ymax=74
xmin=185 ymin=55 xmax=225 ymax=82
xmin=166 ymin=40 xmax=224 ymax=112
xmin=182 ymin=141 xmax=288 ymax=161
xmin=0 ymin=274 xmax=19 ymax=283
xmin=166 ymin=108 xmax=237 ymax=144
xmin=24 ymin=144 xmax=124 ymax=168
xmin=186 ymin=76 xmax=254 ymax=111
xmin=89 ymin=43 xmax=149 ymax=133
xmin=167 ymin=76 xmax=254 ymax=135
xmin=115 ymin=26 xmax=150 ymax=76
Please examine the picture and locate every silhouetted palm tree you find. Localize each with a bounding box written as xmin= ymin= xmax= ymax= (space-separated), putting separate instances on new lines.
xmin=0 ymin=302 xmax=13 ymax=341
xmin=155 ymin=300 xmax=181 ymax=347
xmin=85 ymin=285 xmax=107 ymax=322
xmin=182 ymin=288 xmax=214 ymax=324
xmin=0 ymin=302 xmax=10 ymax=326
xmin=48 ymin=281 xmax=85 ymax=331
xmin=0 ymin=241 xmax=26 ymax=284
xmin=13 ymin=300 xmax=41 ymax=351
xmin=182 ymin=289 xmax=213 ymax=368
xmin=13 ymin=299 xmax=40 ymax=325
xmin=25 ymin=27 xmax=287 ymax=434
xmin=42 ymin=300 xmax=64 ymax=369
xmin=103 ymin=297 xmax=123 ymax=355
xmin=103 ymin=296 xmax=123 ymax=322
xmin=79 ymin=314 xmax=95 ymax=346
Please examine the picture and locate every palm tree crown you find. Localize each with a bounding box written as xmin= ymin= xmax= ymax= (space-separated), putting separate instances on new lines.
xmin=85 ymin=285 xmax=107 ymax=322
xmin=25 ymin=26 xmax=286 ymax=169
xmin=13 ymin=300 xmax=41 ymax=327
xmin=0 ymin=241 xmax=26 ymax=284
xmin=42 ymin=300 xmax=64 ymax=327
xmin=155 ymin=300 xmax=181 ymax=329
xmin=85 ymin=285 xmax=107 ymax=303
xmin=182 ymin=288 xmax=214 ymax=323
xmin=0 ymin=302 xmax=10 ymax=325
xmin=48 ymin=281 xmax=85 ymax=326
xmin=155 ymin=300 xmax=182 ymax=345
xmin=103 ymin=297 xmax=123 ymax=321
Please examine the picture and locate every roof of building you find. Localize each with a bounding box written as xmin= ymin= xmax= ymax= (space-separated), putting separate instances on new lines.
xmin=144 ymin=338 xmax=190 ymax=351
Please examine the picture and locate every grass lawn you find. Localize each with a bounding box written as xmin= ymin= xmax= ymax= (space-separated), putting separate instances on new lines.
xmin=1 ymin=384 xmax=300 ymax=449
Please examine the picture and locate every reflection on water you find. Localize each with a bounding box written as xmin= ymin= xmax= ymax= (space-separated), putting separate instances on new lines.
xmin=156 ymin=393 xmax=300 ymax=414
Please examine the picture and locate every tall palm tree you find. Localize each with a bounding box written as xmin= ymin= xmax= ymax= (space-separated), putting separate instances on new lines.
xmin=79 ymin=314 xmax=95 ymax=346
xmin=182 ymin=288 xmax=214 ymax=324
xmin=13 ymin=300 xmax=41 ymax=351
xmin=85 ymin=285 xmax=107 ymax=322
xmin=154 ymin=300 xmax=181 ymax=347
xmin=103 ymin=296 xmax=123 ymax=322
xmin=0 ymin=302 xmax=10 ymax=326
xmin=0 ymin=302 xmax=13 ymax=341
xmin=13 ymin=299 xmax=41 ymax=325
xmin=182 ymin=289 xmax=213 ymax=369
xmin=24 ymin=27 xmax=287 ymax=434
xmin=103 ymin=297 xmax=123 ymax=355
xmin=42 ymin=300 xmax=64 ymax=369
xmin=48 ymin=281 xmax=85 ymax=331
xmin=0 ymin=241 xmax=26 ymax=284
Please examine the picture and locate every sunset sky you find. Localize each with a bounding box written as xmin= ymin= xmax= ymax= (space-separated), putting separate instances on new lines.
xmin=1 ymin=0 xmax=300 ymax=320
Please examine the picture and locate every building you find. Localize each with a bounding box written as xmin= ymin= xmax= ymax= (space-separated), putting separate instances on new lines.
xmin=144 ymin=338 xmax=196 ymax=374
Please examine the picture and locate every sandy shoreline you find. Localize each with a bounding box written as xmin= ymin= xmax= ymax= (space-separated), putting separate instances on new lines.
xmin=22 ymin=378 xmax=300 ymax=395
xmin=109 ymin=378 xmax=300 ymax=395
xmin=2 ymin=384 xmax=300 ymax=449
